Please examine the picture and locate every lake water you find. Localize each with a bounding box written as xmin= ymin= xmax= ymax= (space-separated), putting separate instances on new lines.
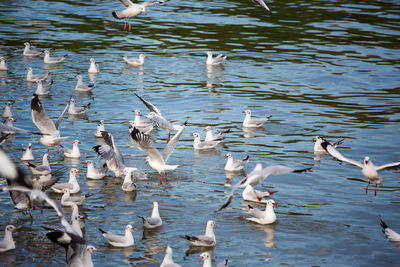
xmin=0 ymin=0 xmax=400 ymax=266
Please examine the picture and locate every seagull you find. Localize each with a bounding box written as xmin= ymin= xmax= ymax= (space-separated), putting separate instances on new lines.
xmin=44 ymin=50 xmax=67 ymax=64
xmin=51 ymin=168 xmax=81 ymax=194
xmin=0 ymin=56 xmax=8 ymax=71
xmin=88 ymin=58 xmax=99 ymax=73
xmin=99 ymin=224 xmax=134 ymax=247
xmin=205 ymin=51 xmax=227 ymax=65
xmin=380 ymin=216 xmax=400 ymax=249
xmin=198 ymin=252 xmax=228 ymax=267
xmin=128 ymin=109 xmax=153 ymax=134
xmin=185 ymin=220 xmax=216 ymax=247
xmin=61 ymin=188 xmax=90 ymax=206
xmin=26 ymin=67 xmax=50 ymax=82
xmin=35 ymin=80 xmax=53 ymax=95
xmin=138 ymin=201 xmax=162 ymax=229
xmin=112 ymin=0 xmax=169 ymax=31
xmin=122 ymin=54 xmax=146 ymax=66
xmin=27 ymin=153 xmax=51 ymax=176
xmin=320 ymin=140 xmax=400 ymax=196
xmin=130 ymin=123 xmax=186 ymax=184
xmin=21 ymin=143 xmax=34 ymax=161
xmin=83 ymin=160 xmax=107 ymax=179
xmin=224 ymin=153 xmax=249 ymax=172
xmin=23 ymin=42 xmax=44 ymax=57
xmin=245 ymin=200 xmax=277 ymax=225
xmin=0 ymin=225 xmax=18 ymax=253
xmin=204 ymin=126 xmax=230 ymax=142
xmin=191 ymin=132 xmax=221 ymax=150
xmin=94 ymin=120 xmax=105 ymax=138
xmin=32 ymin=175 xmax=59 ymax=192
xmin=2 ymin=117 xmax=16 ymax=134
xmin=121 ymin=168 xmax=137 ymax=191
xmin=75 ymin=75 xmax=95 ymax=92
xmin=313 ymin=136 xmax=344 ymax=154
xmin=60 ymin=140 xmax=81 ymax=158
xmin=242 ymin=109 xmax=271 ymax=128
xmin=71 ymin=203 xmax=85 ymax=230
xmin=68 ymin=98 xmax=91 ymax=115
xmin=251 ymin=0 xmax=271 ymax=14
xmin=160 ymin=244 xmax=180 ymax=267
xmin=242 ymin=182 xmax=275 ymax=203
xmin=215 ymin=163 xmax=311 ymax=212
xmin=31 ymin=94 xmax=69 ymax=150
xmin=2 ymin=102 xmax=14 ymax=118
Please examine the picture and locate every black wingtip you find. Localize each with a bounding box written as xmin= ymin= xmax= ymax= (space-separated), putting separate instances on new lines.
xmin=243 ymin=155 xmax=250 ymax=161
xmin=112 ymin=11 xmax=119 ymax=19
xmin=267 ymin=115 xmax=272 ymax=119
xmin=293 ymin=167 xmax=312 ymax=173
xmin=93 ymin=145 xmax=101 ymax=154
xmin=184 ymin=235 xmax=191 ymax=241
xmin=98 ymin=228 xmax=106 ymax=234
xmin=380 ymin=216 xmax=388 ymax=229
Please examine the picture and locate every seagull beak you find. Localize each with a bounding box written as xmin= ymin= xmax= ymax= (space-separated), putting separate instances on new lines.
xmin=273 ymin=203 xmax=277 ymax=207
xmin=190 ymin=133 xmax=194 ymax=136
xmin=198 ymin=256 xmax=205 ymax=262
xmin=242 ymin=111 xmax=246 ymax=114
xmin=225 ymin=155 xmax=228 ymax=158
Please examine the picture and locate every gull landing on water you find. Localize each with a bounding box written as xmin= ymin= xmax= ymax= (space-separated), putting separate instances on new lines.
xmin=320 ymin=140 xmax=400 ymax=196
xmin=112 ymin=0 xmax=169 ymax=31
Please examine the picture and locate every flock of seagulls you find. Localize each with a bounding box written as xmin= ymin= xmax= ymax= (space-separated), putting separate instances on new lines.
xmin=0 ymin=0 xmax=398 ymax=266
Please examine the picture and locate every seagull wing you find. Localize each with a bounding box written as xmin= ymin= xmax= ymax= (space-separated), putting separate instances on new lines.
xmin=161 ymin=124 xmax=186 ymax=161
xmin=142 ymin=0 xmax=169 ymax=7
xmin=320 ymin=140 xmax=363 ymax=168
xmin=135 ymin=93 xmax=162 ymax=116
xmin=119 ymin=0 xmax=134 ymax=7
xmin=251 ymin=0 xmax=270 ymax=12
xmin=376 ymin=161 xmax=400 ymax=172
xmin=130 ymin=127 xmax=164 ymax=164
xmin=31 ymin=94 xmax=58 ymax=135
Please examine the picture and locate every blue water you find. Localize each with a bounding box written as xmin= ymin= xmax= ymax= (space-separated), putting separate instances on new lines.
xmin=0 ymin=0 xmax=400 ymax=266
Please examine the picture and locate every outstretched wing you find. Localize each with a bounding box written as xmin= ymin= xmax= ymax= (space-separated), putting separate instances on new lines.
xmin=135 ymin=93 xmax=162 ymax=116
xmin=31 ymin=94 xmax=58 ymax=136
xmin=161 ymin=123 xmax=186 ymax=161
xmin=130 ymin=127 xmax=164 ymax=164
xmin=142 ymin=0 xmax=169 ymax=7
xmin=320 ymin=139 xmax=363 ymax=168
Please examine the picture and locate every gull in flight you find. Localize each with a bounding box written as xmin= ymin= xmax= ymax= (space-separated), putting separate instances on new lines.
xmin=185 ymin=220 xmax=216 ymax=247
xmin=35 ymin=80 xmax=53 ymax=96
xmin=88 ymin=58 xmax=99 ymax=73
xmin=75 ymin=75 xmax=95 ymax=92
xmin=60 ymin=139 xmax=81 ymax=158
xmin=0 ymin=56 xmax=8 ymax=71
xmin=23 ymin=42 xmax=44 ymax=57
xmin=112 ymin=0 xmax=169 ymax=31
xmin=130 ymin=123 xmax=186 ymax=184
xmin=320 ymin=140 xmax=400 ymax=196
xmin=224 ymin=153 xmax=249 ymax=172
xmin=191 ymin=132 xmax=221 ymax=150
xmin=44 ymin=50 xmax=67 ymax=64
xmin=26 ymin=67 xmax=50 ymax=82
xmin=122 ymin=54 xmax=146 ymax=66
xmin=160 ymin=244 xmax=180 ymax=267
xmin=21 ymin=143 xmax=34 ymax=161
xmin=380 ymin=216 xmax=400 ymax=249
xmin=205 ymin=51 xmax=227 ymax=65
xmin=244 ymin=200 xmax=277 ymax=225
xmin=138 ymin=201 xmax=162 ymax=229
xmin=0 ymin=225 xmax=18 ymax=253
xmin=204 ymin=126 xmax=230 ymax=142
xmin=242 ymin=109 xmax=271 ymax=128
xmin=31 ymin=94 xmax=69 ymax=151
xmin=99 ymin=224 xmax=134 ymax=247
xmin=215 ymin=163 xmax=311 ymax=212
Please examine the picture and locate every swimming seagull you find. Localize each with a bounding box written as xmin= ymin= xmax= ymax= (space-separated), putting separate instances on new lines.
xmin=35 ymin=80 xmax=53 ymax=95
xmin=128 ymin=109 xmax=153 ymax=134
xmin=75 ymin=75 xmax=95 ymax=92
xmin=160 ymin=244 xmax=180 ymax=267
xmin=251 ymin=0 xmax=271 ymax=14
xmin=31 ymin=94 xmax=69 ymax=150
xmin=94 ymin=120 xmax=105 ymax=138
xmin=0 ymin=225 xmax=18 ymax=253
xmin=215 ymin=163 xmax=311 ymax=212
xmin=198 ymin=251 xmax=228 ymax=267
xmin=0 ymin=56 xmax=8 ymax=71
xmin=138 ymin=201 xmax=162 ymax=229
xmin=21 ymin=143 xmax=34 ymax=161
xmin=23 ymin=42 xmax=44 ymax=57
xmin=224 ymin=153 xmax=249 ymax=172
xmin=380 ymin=216 xmax=400 ymax=249
xmin=83 ymin=160 xmax=107 ymax=179
xmin=99 ymin=224 xmax=134 ymax=247
xmin=185 ymin=220 xmax=216 ymax=247
xmin=205 ymin=51 xmax=227 ymax=65
xmin=112 ymin=0 xmax=169 ymax=31
xmin=2 ymin=102 xmax=14 ymax=118
xmin=60 ymin=140 xmax=81 ymax=158
xmin=68 ymin=98 xmax=91 ymax=115
xmin=245 ymin=200 xmax=277 ymax=225
xmin=61 ymin=188 xmax=90 ymax=206
xmin=130 ymin=123 xmax=186 ymax=184
xmin=26 ymin=67 xmax=50 ymax=82
xmin=27 ymin=153 xmax=51 ymax=176
xmin=320 ymin=140 xmax=400 ymax=196
xmin=242 ymin=109 xmax=272 ymax=128
xmin=191 ymin=132 xmax=221 ymax=150
xmin=2 ymin=117 xmax=16 ymax=134
xmin=204 ymin=126 xmax=230 ymax=142
xmin=88 ymin=58 xmax=99 ymax=73
xmin=122 ymin=54 xmax=146 ymax=66
xmin=51 ymin=168 xmax=81 ymax=194
xmin=44 ymin=50 xmax=67 ymax=64
xmin=121 ymin=168 xmax=137 ymax=191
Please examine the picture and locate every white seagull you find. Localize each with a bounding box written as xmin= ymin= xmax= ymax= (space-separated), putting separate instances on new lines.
xmin=94 ymin=120 xmax=105 ymax=138
xmin=198 ymin=252 xmax=228 ymax=267
xmin=128 ymin=109 xmax=153 ymax=134
xmin=83 ymin=160 xmax=107 ymax=180
xmin=60 ymin=139 xmax=81 ymax=158
xmin=185 ymin=220 xmax=216 ymax=247
xmin=35 ymin=80 xmax=53 ymax=95
xmin=204 ymin=126 xmax=230 ymax=142
xmin=242 ymin=182 xmax=275 ymax=203
xmin=23 ymin=42 xmax=44 ymax=57
xmin=61 ymin=188 xmax=90 ymax=206
xmin=27 ymin=153 xmax=51 ymax=176
xmin=2 ymin=102 xmax=14 ymax=118
xmin=313 ymin=136 xmax=344 ymax=154
xmin=138 ymin=201 xmax=162 ymax=229
xmin=205 ymin=51 xmax=227 ymax=65
xmin=99 ymin=224 xmax=134 ymax=247
xmin=44 ymin=50 xmax=67 ymax=64
xmin=68 ymin=98 xmax=91 ymax=115
xmin=122 ymin=54 xmax=146 ymax=66
xmin=31 ymin=94 xmax=69 ymax=151
xmin=0 ymin=56 xmax=8 ymax=71
xmin=130 ymin=123 xmax=186 ymax=184
xmin=320 ymin=140 xmax=400 ymax=196
xmin=112 ymin=0 xmax=169 ymax=31
xmin=21 ymin=143 xmax=34 ymax=161
xmin=75 ymin=75 xmax=95 ymax=92
xmin=121 ymin=168 xmax=137 ymax=191
xmin=2 ymin=117 xmax=16 ymax=134
xmin=380 ymin=216 xmax=400 ymax=249
xmin=160 ymin=244 xmax=181 ymax=267
xmin=191 ymin=132 xmax=221 ymax=150
xmin=88 ymin=58 xmax=99 ymax=73
xmin=224 ymin=153 xmax=249 ymax=172
xmin=0 ymin=225 xmax=18 ymax=253
xmin=245 ymin=200 xmax=277 ymax=225
xmin=26 ymin=67 xmax=50 ymax=82
xmin=52 ymin=168 xmax=81 ymax=194
xmin=242 ymin=109 xmax=272 ymax=128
